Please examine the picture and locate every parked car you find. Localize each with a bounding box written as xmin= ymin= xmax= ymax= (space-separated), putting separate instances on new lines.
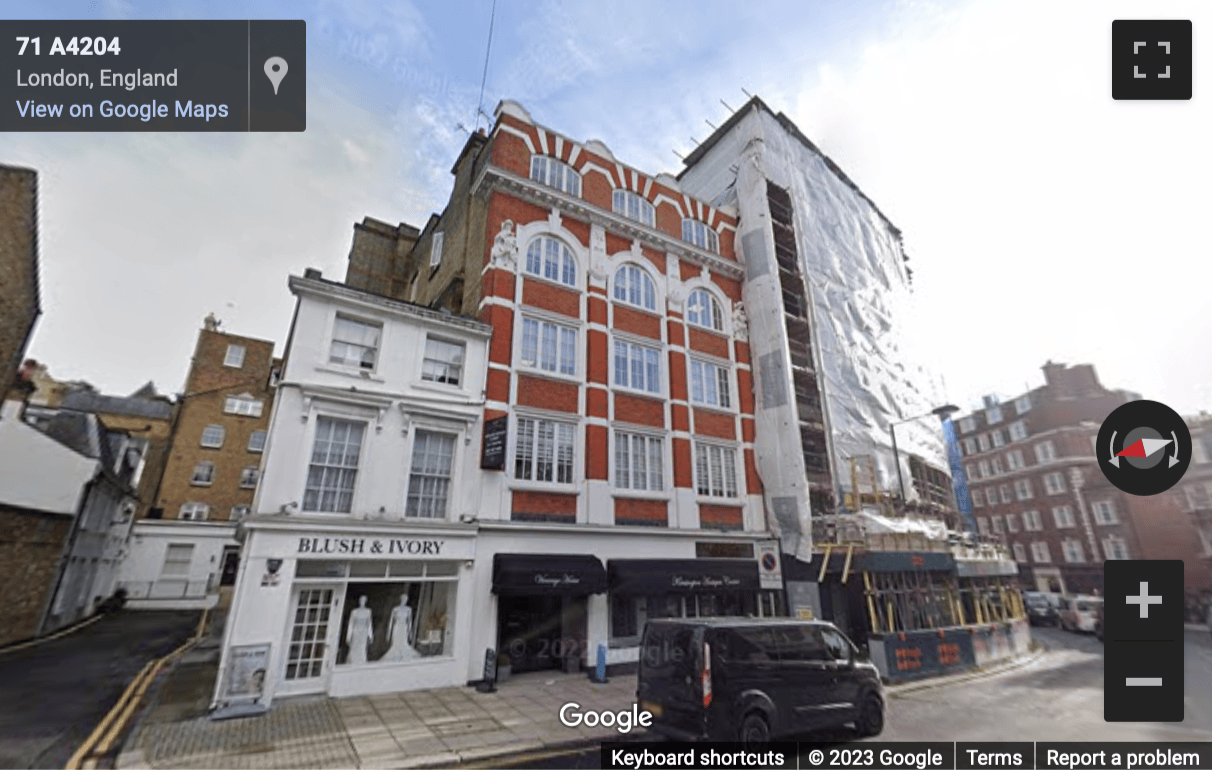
xmin=1023 ymin=591 xmax=1057 ymax=626
xmin=1057 ymin=595 xmax=1103 ymax=633
xmin=636 ymin=618 xmax=884 ymax=746
xmin=1095 ymin=601 xmax=1104 ymax=642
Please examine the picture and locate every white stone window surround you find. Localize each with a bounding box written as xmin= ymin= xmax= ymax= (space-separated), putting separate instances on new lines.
xmin=512 ymin=307 xmax=582 ymax=385
xmin=693 ymin=438 xmax=744 ymax=502
xmin=295 ymin=396 xmax=381 ymax=516
xmin=611 ymin=422 xmax=672 ymax=500
xmin=612 ymin=261 xmax=659 ymax=312
xmin=610 ymin=330 xmax=665 ymax=398
xmin=507 ymin=406 xmax=583 ymax=494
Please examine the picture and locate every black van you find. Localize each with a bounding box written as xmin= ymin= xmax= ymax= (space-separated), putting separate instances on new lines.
xmin=636 ymin=618 xmax=884 ymax=744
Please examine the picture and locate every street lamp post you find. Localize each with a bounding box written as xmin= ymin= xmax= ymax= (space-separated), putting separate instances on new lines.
xmin=890 ymin=404 xmax=960 ymax=503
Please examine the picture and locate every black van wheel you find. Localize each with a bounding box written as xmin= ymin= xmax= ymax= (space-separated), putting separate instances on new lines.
xmin=739 ymin=712 xmax=770 ymax=746
xmin=855 ymin=693 xmax=884 ymax=737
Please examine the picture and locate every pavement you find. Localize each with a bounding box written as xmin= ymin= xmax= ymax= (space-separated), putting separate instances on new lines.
xmin=112 ymin=615 xmax=1050 ymax=770
xmin=0 ymin=609 xmax=200 ymax=770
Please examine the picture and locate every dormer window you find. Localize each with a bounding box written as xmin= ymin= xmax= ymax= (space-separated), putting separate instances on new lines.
xmin=681 ymin=219 xmax=719 ymax=253
xmin=530 ymin=156 xmax=581 ymax=197
xmin=612 ymin=190 xmax=655 ymax=227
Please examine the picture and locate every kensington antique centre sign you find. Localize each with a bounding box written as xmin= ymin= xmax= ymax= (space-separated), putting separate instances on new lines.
xmin=297 ymin=536 xmax=449 ymax=557
xmin=671 ymin=574 xmax=743 ymax=590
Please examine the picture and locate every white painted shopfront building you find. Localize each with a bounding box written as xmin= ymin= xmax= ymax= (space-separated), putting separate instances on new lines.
xmin=213 ymin=271 xmax=492 ymax=708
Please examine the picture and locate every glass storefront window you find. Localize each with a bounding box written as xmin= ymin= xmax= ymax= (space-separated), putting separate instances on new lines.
xmin=296 ymin=560 xmax=347 ymax=579
xmin=336 ymin=580 xmax=456 ymax=665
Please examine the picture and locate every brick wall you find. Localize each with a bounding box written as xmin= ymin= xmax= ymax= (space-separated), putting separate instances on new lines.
xmin=0 ymin=504 xmax=70 ymax=645
xmin=0 ymin=166 xmax=39 ymax=386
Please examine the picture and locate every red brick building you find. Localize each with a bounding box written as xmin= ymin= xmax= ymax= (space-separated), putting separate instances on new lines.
xmin=346 ymin=101 xmax=780 ymax=673
xmin=958 ymin=361 xmax=1211 ymax=595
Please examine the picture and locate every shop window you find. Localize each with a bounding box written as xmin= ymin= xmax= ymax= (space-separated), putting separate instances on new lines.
xmin=610 ymin=594 xmax=641 ymax=642
xmin=296 ymin=561 xmax=348 ymax=579
xmin=336 ymin=579 xmax=457 ymax=665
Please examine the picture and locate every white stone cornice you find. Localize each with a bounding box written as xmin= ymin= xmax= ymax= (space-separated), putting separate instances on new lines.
xmin=475 ymin=167 xmax=745 ymax=280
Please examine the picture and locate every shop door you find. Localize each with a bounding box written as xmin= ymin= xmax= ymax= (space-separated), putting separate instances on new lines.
xmin=499 ymin=595 xmax=564 ymax=673
xmin=278 ymin=585 xmax=341 ymax=695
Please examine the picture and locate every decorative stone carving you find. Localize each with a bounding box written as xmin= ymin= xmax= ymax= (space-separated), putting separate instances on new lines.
xmin=547 ymin=208 xmax=562 ymax=231
xmin=489 ymin=219 xmax=517 ymax=271
xmin=667 ymin=278 xmax=689 ymax=312
xmin=590 ymin=224 xmax=606 ymax=256
xmin=732 ymin=301 xmax=749 ymax=341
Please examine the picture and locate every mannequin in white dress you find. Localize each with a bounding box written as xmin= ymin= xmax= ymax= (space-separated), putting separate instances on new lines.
xmin=382 ymin=594 xmax=419 ymax=662
xmin=345 ymin=595 xmax=373 ymax=665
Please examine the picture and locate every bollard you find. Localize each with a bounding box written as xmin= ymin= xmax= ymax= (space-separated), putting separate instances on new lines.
xmin=590 ymin=643 xmax=609 ymax=683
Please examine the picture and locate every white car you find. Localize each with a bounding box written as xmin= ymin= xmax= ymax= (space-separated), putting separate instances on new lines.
xmin=1057 ymin=595 xmax=1103 ymax=633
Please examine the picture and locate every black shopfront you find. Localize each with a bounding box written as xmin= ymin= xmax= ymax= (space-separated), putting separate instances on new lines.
xmin=492 ymin=553 xmax=607 ymax=673
xmin=606 ymin=558 xmax=782 ymax=649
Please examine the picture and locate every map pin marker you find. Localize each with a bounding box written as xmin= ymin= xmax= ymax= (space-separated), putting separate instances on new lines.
xmin=264 ymin=57 xmax=288 ymax=95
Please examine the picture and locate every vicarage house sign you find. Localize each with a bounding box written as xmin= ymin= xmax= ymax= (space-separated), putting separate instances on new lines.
xmin=533 ymin=572 xmax=582 ymax=588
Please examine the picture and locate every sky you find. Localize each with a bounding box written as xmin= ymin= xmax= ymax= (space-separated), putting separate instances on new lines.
xmin=7 ymin=0 xmax=1212 ymax=416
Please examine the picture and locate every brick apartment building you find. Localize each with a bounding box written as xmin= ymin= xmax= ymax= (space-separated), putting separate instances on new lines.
xmin=0 ymin=165 xmax=40 ymax=391
xmin=154 ymin=316 xmax=279 ymax=525
xmin=957 ymin=361 xmax=1211 ymax=595
xmin=344 ymin=99 xmax=781 ymax=676
xmin=112 ymin=318 xmax=280 ymax=608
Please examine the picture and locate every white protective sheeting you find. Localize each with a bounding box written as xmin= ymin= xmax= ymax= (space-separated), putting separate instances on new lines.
xmin=679 ymin=102 xmax=951 ymax=555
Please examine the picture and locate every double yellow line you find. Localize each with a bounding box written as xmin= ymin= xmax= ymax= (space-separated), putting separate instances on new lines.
xmin=65 ymin=609 xmax=210 ymax=770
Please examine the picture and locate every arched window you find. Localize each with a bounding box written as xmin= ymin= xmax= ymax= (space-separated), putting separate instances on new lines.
xmin=686 ymin=289 xmax=723 ymax=331
xmin=524 ymin=236 xmax=577 ymax=287
xmin=681 ymin=219 xmax=719 ymax=253
xmin=613 ymin=264 xmax=656 ymax=311
xmin=612 ymin=190 xmax=655 ymax=227
xmin=530 ymin=156 xmax=582 ymax=197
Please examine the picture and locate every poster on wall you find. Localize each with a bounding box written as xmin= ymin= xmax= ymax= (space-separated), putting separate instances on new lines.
xmin=223 ymin=643 xmax=271 ymax=703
